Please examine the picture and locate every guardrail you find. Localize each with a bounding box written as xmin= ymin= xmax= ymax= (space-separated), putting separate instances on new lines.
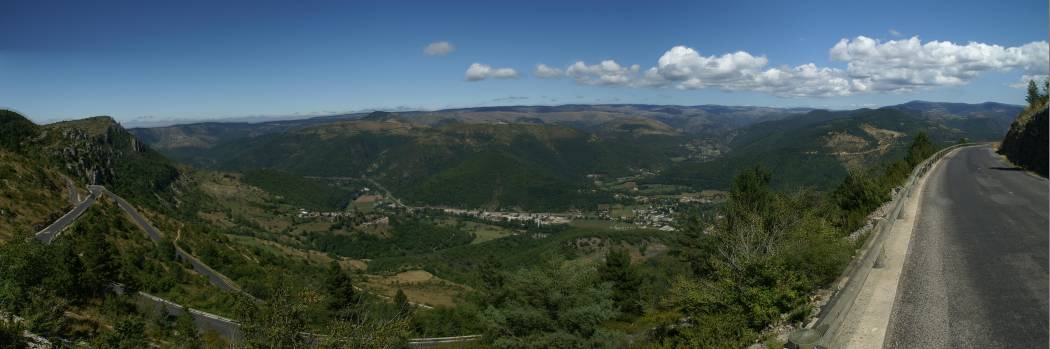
xmin=407 ymin=334 xmax=483 ymax=348
xmin=40 ymin=183 xmax=473 ymax=346
xmin=795 ymin=143 xmax=971 ymax=348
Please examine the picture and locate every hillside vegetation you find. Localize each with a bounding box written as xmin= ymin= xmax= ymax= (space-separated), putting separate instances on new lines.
xmin=656 ymin=106 xmax=1000 ymax=190
xmin=131 ymin=102 xmax=1019 ymax=211
xmin=999 ymin=80 xmax=1049 ymax=176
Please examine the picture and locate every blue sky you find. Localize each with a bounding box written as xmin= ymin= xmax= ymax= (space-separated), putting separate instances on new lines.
xmin=1 ymin=0 xmax=1047 ymax=125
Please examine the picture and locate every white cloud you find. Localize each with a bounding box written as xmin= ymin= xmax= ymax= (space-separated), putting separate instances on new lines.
xmin=1010 ymin=74 xmax=1050 ymax=88
xmin=565 ymin=60 xmax=641 ymax=85
xmin=830 ymin=36 xmax=1049 ymax=92
xmin=516 ymin=36 xmax=1049 ymax=98
xmin=654 ymin=46 xmax=768 ymax=83
xmin=423 ymin=41 xmax=455 ymax=56
xmin=889 ymin=29 xmax=902 ymax=37
xmin=534 ymin=64 xmax=564 ymax=78
xmin=465 ymin=63 xmax=519 ymax=81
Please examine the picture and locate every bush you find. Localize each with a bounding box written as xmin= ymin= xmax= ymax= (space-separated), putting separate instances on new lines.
xmin=477 ymin=260 xmax=625 ymax=349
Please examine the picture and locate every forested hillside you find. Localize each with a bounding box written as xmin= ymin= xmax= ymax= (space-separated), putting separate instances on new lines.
xmin=130 ymin=102 xmax=1020 ymax=211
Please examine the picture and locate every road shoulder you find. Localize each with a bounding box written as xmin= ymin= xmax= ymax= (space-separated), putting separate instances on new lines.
xmin=836 ymin=147 xmax=958 ymax=348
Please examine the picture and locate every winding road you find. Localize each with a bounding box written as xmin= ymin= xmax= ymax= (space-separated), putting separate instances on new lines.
xmin=36 ymin=180 xmax=470 ymax=345
xmin=886 ymin=146 xmax=1049 ymax=347
xmin=34 ymin=185 xmax=100 ymax=244
xmin=98 ymin=187 xmax=244 ymax=293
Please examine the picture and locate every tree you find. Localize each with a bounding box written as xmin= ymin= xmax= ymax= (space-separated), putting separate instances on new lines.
xmin=833 ymin=170 xmax=888 ymax=232
xmin=476 ymin=260 xmax=624 ymax=349
xmin=1027 ymin=79 xmax=1041 ymax=107
xmin=729 ymin=166 xmax=774 ymax=215
xmin=0 ymin=314 xmax=28 ymax=349
xmin=236 ymin=289 xmax=308 ymax=349
xmin=904 ymin=132 xmax=934 ymax=167
xmin=317 ymin=313 xmax=410 ymax=349
xmin=96 ymin=316 xmax=147 ymax=349
xmin=598 ymin=247 xmax=643 ymax=316
xmin=476 ymin=255 xmax=505 ymax=304
xmin=394 ymin=289 xmax=411 ymax=315
xmin=324 ymin=262 xmax=358 ymax=319
xmin=173 ymin=306 xmax=202 ymax=349
xmin=668 ymin=170 xmax=850 ymax=347
xmin=71 ymin=225 xmax=119 ymax=299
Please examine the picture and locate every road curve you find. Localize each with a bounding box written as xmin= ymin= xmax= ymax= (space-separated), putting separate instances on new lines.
xmin=886 ymin=146 xmax=1049 ymax=348
xmin=35 ymin=186 xmax=100 ymax=244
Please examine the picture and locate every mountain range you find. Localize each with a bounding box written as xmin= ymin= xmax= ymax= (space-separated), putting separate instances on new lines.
xmin=125 ymin=101 xmax=1022 ymax=211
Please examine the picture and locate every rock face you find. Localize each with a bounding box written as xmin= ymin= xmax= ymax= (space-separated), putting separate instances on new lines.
xmin=999 ymin=105 xmax=1048 ymax=177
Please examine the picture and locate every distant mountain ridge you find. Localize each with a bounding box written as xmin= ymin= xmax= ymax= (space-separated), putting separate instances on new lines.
xmin=117 ymin=101 xmax=1025 ymax=211
xmin=129 ymin=102 xmax=1019 ymax=153
xmin=129 ymin=104 xmax=813 ymax=152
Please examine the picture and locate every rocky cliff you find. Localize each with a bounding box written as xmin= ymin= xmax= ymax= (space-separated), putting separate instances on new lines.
xmin=999 ymin=104 xmax=1048 ymax=176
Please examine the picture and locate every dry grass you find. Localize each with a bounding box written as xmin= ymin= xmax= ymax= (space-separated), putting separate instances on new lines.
xmin=360 ymin=270 xmax=471 ymax=308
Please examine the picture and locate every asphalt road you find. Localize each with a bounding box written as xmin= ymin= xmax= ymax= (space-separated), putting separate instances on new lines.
xmin=34 ymin=183 xmax=463 ymax=345
xmin=101 ymin=187 xmax=243 ymax=292
xmin=35 ymin=186 xmax=100 ymax=243
xmin=886 ymin=146 xmax=1049 ymax=348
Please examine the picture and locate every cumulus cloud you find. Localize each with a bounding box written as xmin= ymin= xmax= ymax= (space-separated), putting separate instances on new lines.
xmin=889 ymin=29 xmax=902 ymax=37
xmin=1010 ymin=74 xmax=1050 ymax=88
xmin=465 ymin=63 xmax=519 ymax=81
xmin=654 ymin=46 xmax=768 ymax=83
xmin=830 ymin=36 xmax=1049 ymax=92
xmin=565 ymin=60 xmax=640 ymax=85
xmin=423 ymin=41 xmax=455 ymax=56
xmin=516 ymin=36 xmax=1049 ymax=98
xmin=534 ymin=64 xmax=564 ymax=78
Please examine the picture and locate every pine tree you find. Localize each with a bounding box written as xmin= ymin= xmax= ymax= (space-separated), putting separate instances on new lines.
xmin=394 ymin=288 xmax=411 ymax=315
xmin=1026 ymin=79 xmax=1040 ymax=107
xmin=599 ymin=247 xmax=643 ymax=316
xmin=324 ymin=262 xmax=358 ymax=318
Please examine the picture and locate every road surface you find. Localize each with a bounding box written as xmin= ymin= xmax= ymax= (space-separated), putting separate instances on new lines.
xmin=886 ymin=146 xmax=1049 ymax=348
xmin=101 ymin=187 xmax=243 ymax=293
xmin=35 ymin=186 xmax=100 ymax=243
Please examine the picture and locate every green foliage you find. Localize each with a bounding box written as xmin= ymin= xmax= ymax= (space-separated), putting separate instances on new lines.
xmin=308 ymin=217 xmax=474 ymax=259
xmin=236 ymin=285 xmax=409 ymax=349
xmin=0 ymin=110 xmax=38 ymax=152
xmin=394 ymin=289 xmax=410 ymax=315
xmin=408 ymin=305 xmax=484 ymax=337
xmin=667 ymin=170 xmax=850 ymax=346
xmin=174 ymin=307 xmax=202 ymax=349
xmin=1026 ymin=79 xmax=1042 ymax=107
xmin=314 ymin=313 xmax=410 ymax=349
xmin=236 ymin=288 xmax=310 ymax=349
xmin=832 ymin=171 xmax=888 ymax=233
xmin=164 ymin=122 xmax=680 ymax=211
xmin=0 ymin=233 xmax=72 ymax=336
xmin=242 ymin=170 xmax=353 ymax=211
xmin=728 ymin=166 xmax=775 ymax=214
xmin=367 ymin=227 xmax=660 ymax=287
xmin=831 ymin=132 xmax=937 ymax=232
xmin=325 ymin=262 xmax=359 ymax=319
xmin=599 ymin=247 xmax=643 ymax=317
xmin=96 ymin=316 xmax=148 ymax=349
xmin=476 ymin=260 xmax=625 ymax=349
xmin=904 ymin=132 xmax=934 ymax=167
xmin=657 ymin=106 xmax=1013 ymax=191
xmin=0 ymin=314 xmax=28 ymax=349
